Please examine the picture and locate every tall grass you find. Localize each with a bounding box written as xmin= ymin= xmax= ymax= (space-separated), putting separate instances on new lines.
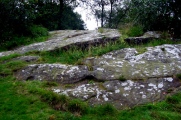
xmin=27 ymin=40 xmax=128 ymax=64
xmin=25 ymin=38 xmax=181 ymax=65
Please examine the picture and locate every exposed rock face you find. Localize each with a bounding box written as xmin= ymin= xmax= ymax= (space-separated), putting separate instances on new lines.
xmin=53 ymin=77 xmax=180 ymax=109
xmin=16 ymin=64 xmax=89 ymax=84
xmin=2 ymin=29 xmax=181 ymax=109
xmin=0 ymin=29 xmax=120 ymax=57
xmin=15 ymin=44 xmax=181 ymax=109
xmin=17 ymin=44 xmax=181 ymax=82
xmin=125 ymin=31 xmax=161 ymax=45
xmin=90 ymin=44 xmax=181 ymax=80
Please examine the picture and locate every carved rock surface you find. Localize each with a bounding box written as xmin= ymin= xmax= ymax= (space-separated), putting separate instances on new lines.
xmin=0 ymin=29 xmax=120 ymax=57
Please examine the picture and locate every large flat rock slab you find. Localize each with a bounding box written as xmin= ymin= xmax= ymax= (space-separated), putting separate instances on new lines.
xmin=0 ymin=29 xmax=120 ymax=57
xmin=125 ymin=31 xmax=161 ymax=45
xmin=53 ymin=77 xmax=181 ymax=109
xmin=89 ymin=44 xmax=181 ymax=80
xmin=15 ymin=44 xmax=181 ymax=109
xmin=16 ymin=44 xmax=181 ymax=83
xmin=16 ymin=64 xmax=89 ymax=84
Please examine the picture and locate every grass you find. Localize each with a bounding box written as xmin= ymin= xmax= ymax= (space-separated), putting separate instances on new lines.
xmin=0 ymin=36 xmax=49 ymax=52
xmin=176 ymin=74 xmax=181 ymax=80
xmin=0 ymin=59 xmax=27 ymax=76
xmin=135 ymin=47 xmax=147 ymax=55
xmin=119 ymin=75 xmax=127 ymax=81
xmin=24 ymin=38 xmax=181 ymax=65
xmin=26 ymin=40 xmax=127 ymax=64
xmin=1 ymin=31 xmax=181 ymax=119
xmin=1 ymin=54 xmax=181 ymax=120
xmin=127 ymin=25 xmax=144 ymax=37
xmin=1 ymin=75 xmax=181 ymax=120
xmin=98 ymin=27 xmax=105 ymax=33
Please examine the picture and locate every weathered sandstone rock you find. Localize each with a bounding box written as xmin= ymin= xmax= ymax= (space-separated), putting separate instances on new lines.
xmin=16 ymin=64 xmax=89 ymax=84
xmin=16 ymin=44 xmax=181 ymax=83
xmin=125 ymin=31 xmax=161 ymax=45
xmin=0 ymin=29 xmax=120 ymax=57
xmin=53 ymin=77 xmax=180 ymax=109
xmin=89 ymin=44 xmax=181 ymax=80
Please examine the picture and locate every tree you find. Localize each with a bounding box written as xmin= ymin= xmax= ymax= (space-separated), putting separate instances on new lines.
xmin=128 ymin=0 xmax=181 ymax=38
xmin=108 ymin=0 xmax=119 ymax=28
xmin=0 ymin=0 xmax=85 ymax=44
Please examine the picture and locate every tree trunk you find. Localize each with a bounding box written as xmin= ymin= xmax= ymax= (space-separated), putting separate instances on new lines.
xmin=109 ymin=2 xmax=113 ymax=28
xmin=58 ymin=0 xmax=64 ymax=29
xmin=101 ymin=0 xmax=104 ymax=27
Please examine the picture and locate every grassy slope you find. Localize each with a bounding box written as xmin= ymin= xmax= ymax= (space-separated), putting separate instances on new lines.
xmin=1 ymin=75 xmax=181 ymax=120
xmin=1 ymin=35 xmax=181 ymax=119
xmin=0 ymin=36 xmax=49 ymax=52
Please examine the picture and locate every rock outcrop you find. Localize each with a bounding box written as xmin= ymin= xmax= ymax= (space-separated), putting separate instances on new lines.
xmin=17 ymin=44 xmax=181 ymax=82
xmin=53 ymin=77 xmax=180 ymax=109
xmin=15 ymin=44 xmax=181 ymax=109
xmin=0 ymin=29 xmax=120 ymax=57
xmin=90 ymin=44 xmax=181 ymax=80
xmin=16 ymin=64 xmax=89 ymax=84
xmin=3 ymin=29 xmax=180 ymax=109
xmin=125 ymin=31 xmax=161 ymax=45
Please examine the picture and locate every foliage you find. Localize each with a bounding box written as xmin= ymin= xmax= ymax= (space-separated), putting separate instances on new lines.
xmin=0 ymin=0 xmax=85 ymax=47
xmin=98 ymin=27 xmax=105 ymax=33
xmin=161 ymin=31 xmax=171 ymax=39
xmin=107 ymin=0 xmax=181 ymax=38
xmin=176 ymin=74 xmax=181 ymax=80
xmin=0 ymin=36 xmax=49 ymax=52
xmin=61 ymin=6 xmax=85 ymax=30
xmin=28 ymin=25 xmax=48 ymax=38
xmin=128 ymin=0 xmax=181 ymax=38
xmin=127 ymin=25 xmax=144 ymax=37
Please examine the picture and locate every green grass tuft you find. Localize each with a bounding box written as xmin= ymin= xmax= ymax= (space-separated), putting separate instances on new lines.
xmin=0 ymin=60 xmax=26 ymax=76
xmin=0 ymin=54 xmax=20 ymax=62
xmin=127 ymin=25 xmax=144 ymax=37
xmin=68 ymin=99 xmax=88 ymax=115
xmin=0 ymin=36 xmax=49 ymax=52
xmin=119 ymin=75 xmax=126 ymax=81
xmin=176 ymin=74 xmax=181 ymax=80
xmin=98 ymin=27 xmax=104 ymax=33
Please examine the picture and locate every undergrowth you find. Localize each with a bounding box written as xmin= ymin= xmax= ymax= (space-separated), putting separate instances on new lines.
xmin=0 ymin=35 xmax=49 ymax=52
